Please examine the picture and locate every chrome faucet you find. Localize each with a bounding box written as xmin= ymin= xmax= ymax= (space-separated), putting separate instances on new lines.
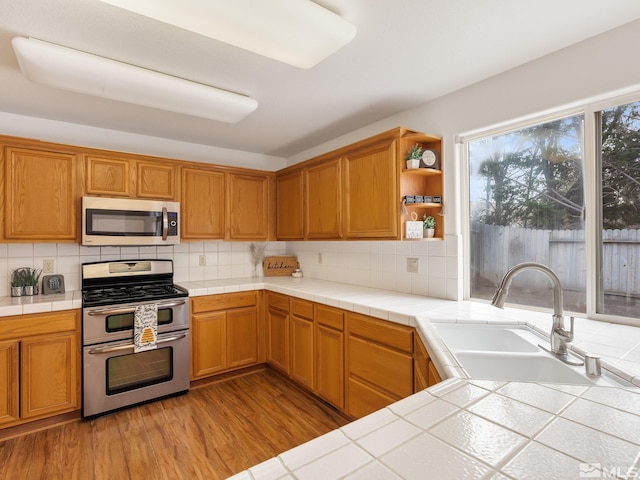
xmin=491 ymin=262 xmax=578 ymax=360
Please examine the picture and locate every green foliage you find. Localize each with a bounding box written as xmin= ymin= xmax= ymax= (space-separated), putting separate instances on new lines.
xmin=423 ymin=215 xmax=436 ymax=229
xmin=406 ymin=144 xmax=423 ymax=160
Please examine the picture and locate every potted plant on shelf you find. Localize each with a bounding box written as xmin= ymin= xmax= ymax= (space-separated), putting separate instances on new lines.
xmin=423 ymin=215 xmax=436 ymax=238
xmin=405 ymin=144 xmax=423 ymax=169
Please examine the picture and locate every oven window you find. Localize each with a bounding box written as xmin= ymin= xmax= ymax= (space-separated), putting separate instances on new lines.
xmin=106 ymin=347 xmax=173 ymax=395
xmin=106 ymin=308 xmax=173 ymax=332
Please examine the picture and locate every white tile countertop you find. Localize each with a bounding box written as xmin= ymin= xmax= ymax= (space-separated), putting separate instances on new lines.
xmin=3 ymin=277 xmax=640 ymax=479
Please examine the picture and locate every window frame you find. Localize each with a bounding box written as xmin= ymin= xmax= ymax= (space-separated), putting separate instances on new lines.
xmin=460 ymin=91 xmax=640 ymax=326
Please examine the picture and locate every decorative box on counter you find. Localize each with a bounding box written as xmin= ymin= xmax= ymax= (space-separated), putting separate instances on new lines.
xmin=263 ymin=256 xmax=298 ymax=276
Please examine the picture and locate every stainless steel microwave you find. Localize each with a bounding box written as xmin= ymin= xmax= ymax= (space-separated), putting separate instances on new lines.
xmin=82 ymin=197 xmax=180 ymax=246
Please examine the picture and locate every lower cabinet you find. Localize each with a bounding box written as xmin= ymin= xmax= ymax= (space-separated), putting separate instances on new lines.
xmin=0 ymin=310 xmax=80 ymax=429
xmin=191 ymin=292 xmax=260 ymax=380
xmin=345 ymin=312 xmax=414 ymax=418
xmin=314 ymin=304 xmax=345 ymax=410
xmin=266 ymin=292 xmax=290 ymax=375
xmin=290 ymin=299 xmax=314 ymax=390
xmin=413 ymin=334 xmax=443 ymax=391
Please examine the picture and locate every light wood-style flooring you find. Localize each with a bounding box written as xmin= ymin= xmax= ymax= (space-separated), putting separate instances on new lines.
xmin=0 ymin=368 xmax=351 ymax=480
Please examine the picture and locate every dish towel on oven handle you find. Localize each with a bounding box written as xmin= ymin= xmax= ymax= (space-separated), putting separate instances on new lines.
xmin=134 ymin=304 xmax=158 ymax=353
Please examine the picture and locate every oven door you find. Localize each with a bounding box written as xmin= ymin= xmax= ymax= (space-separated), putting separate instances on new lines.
xmin=82 ymin=330 xmax=190 ymax=418
xmin=83 ymin=299 xmax=189 ymax=345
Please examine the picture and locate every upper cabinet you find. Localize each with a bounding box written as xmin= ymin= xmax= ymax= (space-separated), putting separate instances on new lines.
xmin=343 ymin=138 xmax=398 ymax=238
xmin=181 ymin=166 xmax=225 ymax=240
xmin=3 ymin=146 xmax=78 ymax=241
xmin=305 ymin=158 xmax=342 ymax=239
xmin=276 ymin=127 xmax=439 ymax=241
xmin=228 ymin=172 xmax=271 ymax=240
xmin=275 ymin=170 xmax=304 ymax=240
xmin=84 ymin=154 xmax=177 ymax=200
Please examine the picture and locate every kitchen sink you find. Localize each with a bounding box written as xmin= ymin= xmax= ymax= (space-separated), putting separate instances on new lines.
xmin=432 ymin=323 xmax=632 ymax=387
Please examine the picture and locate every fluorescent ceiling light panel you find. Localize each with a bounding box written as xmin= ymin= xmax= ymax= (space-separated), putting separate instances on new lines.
xmin=11 ymin=36 xmax=258 ymax=123
xmin=98 ymin=0 xmax=357 ymax=69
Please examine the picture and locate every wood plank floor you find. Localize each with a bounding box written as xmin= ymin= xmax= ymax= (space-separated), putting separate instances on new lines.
xmin=0 ymin=368 xmax=351 ymax=480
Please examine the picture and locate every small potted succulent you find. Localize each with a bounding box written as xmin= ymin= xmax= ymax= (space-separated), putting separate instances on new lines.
xmin=24 ymin=267 xmax=42 ymax=295
xmin=423 ymin=215 xmax=436 ymax=238
xmin=10 ymin=268 xmax=26 ymax=297
xmin=405 ymin=144 xmax=423 ymax=169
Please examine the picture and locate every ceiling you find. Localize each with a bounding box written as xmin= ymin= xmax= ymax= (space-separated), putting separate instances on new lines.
xmin=2 ymin=0 xmax=640 ymax=164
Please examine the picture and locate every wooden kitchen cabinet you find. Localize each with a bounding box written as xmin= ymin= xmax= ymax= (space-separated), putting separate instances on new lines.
xmin=190 ymin=292 xmax=260 ymax=380
xmin=181 ymin=166 xmax=226 ymax=240
xmin=84 ymin=154 xmax=177 ymax=200
xmin=290 ymin=299 xmax=314 ymax=390
xmin=228 ymin=172 xmax=270 ymax=240
xmin=266 ymin=292 xmax=290 ymax=374
xmin=0 ymin=340 xmax=19 ymax=427
xmin=305 ymin=158 xmax=342 ymax=239
xmin=21 ymin=332 xmax=80 ymax=420
xmin=314 ymin=304 xmax=344 ymax=410
xmin=0 ymin=310 xmax=80 ymax=429
xmin=276 ymin=170 xmax=304 ymax=240
xmin=343 ymin=138 xmax=398 ymax=238
xmin=4 ymin=146 xmax=78 ymax=241
xmin=136 ymin=161 xmax=176 ymax=199
xmin=346 ymin=312 xmax=413 ymax=418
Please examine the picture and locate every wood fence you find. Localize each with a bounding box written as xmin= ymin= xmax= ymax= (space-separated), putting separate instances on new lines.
xmin=471 ymin=223 xmax=640 ymax=296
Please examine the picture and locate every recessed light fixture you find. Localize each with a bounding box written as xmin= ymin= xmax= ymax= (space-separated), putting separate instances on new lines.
xmin=97 ymin=0 xmax=357 ymax=69
xmin=11 ymin=36 xmax=258 ymax=123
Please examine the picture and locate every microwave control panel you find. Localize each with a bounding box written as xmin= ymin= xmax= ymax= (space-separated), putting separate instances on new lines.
xmin=168 ymin=212 xmax=179 ymax=236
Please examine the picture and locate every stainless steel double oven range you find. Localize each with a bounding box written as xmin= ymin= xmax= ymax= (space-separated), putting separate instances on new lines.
xmin=81 ymin=259 xmax=189 ymax=418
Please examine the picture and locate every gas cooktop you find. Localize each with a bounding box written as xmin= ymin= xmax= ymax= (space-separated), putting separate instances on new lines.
xmin=82 ymin=283 xmax=188 ymax=307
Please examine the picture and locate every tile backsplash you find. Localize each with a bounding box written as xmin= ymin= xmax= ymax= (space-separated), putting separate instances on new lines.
xmin=0 ymin=235 xmax=461 ymax=300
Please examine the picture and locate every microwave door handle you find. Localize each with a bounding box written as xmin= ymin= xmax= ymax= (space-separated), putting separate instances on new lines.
xmin=162 ymin=207 xmax=169 ymax=240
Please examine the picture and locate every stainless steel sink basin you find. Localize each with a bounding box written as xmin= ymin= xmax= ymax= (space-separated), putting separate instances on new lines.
xmin=432 ymin=323 xmax=631 ymax=387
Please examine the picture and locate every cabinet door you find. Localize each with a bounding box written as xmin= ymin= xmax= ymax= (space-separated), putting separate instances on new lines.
xmin=137 ymin=162 xmax=176 ymax=199
xmin=227 ymin=306 xmax=258 ymax=368
xmin=267 ymin=308 xmax=289 ymax=374
xmin=305 ymin=159 xmax=342 ymax=239
xmin=181 ymin=167 xmax=225 ymax=239
xmin=4 ymin=147 xmax=77 ymax=240
xmin=0 ymin=340 xmax=19 ymax=427
xmin=191 ymin=311 xmax=227 ymax=379
xmin=343 ymin=140 xmax=398 ymax=238
xmin=228 ymin=173 xmax=269 ymax=240
xmin=290 ymin=315 xmax=314 ymax=390
xmin=276 ymin=170 xmax=304 ymax=240
xmin=20 ymin=332 xmax=79 ymax=419
xmin=85 ymin=155 xmax=132 ymax=197
xmin=315 ymin=324 xmax=344 ymax=410
xmin=428 ymin=359 xmax=442 ymax=387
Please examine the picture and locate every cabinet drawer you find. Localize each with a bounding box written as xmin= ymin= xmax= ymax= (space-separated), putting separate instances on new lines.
xmin=291 ymin=298 xmax=313 ymax=320
xmin=267 ymin=292 xmax=290 ymax=312
xmin=315 ymin=304 xmax=344 ymax=331
xmin=191 ymin=292 xmax=257 ymax=314
xmin=0 ymin=310 xmax=79 ymax=341
xmin=348 ymin=336 xmax=413 ymax=398
xmin=347 ymin=313 xmax=413 ymax=353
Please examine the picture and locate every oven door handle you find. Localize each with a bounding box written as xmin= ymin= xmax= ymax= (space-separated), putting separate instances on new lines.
xmin=87 ymin=333 xmax=187 ymax=354
xmin=162 ymin=207 xmax=169 ymax=241
xmin=86 ymin=299 xmax=187 ymax=316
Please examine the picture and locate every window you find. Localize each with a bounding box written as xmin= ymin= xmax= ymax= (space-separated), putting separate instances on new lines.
xmin=467 ymin=114 xmax=586 ymax=313
xmin=598 ymin=100 xmax=640 ymax=318
xmin=466 ymin=97 xmax=640 ymax=323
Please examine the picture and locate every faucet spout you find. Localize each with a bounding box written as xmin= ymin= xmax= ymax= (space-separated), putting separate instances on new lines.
xmin=490 ymin=262 xmax=574 ymax=357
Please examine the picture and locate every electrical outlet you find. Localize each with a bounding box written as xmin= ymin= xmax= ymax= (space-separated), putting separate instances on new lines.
xmin=407 ymin=258 xmax=419 ymax=273
xmin=318 ymin=252 xmax=323 ymax=265
xmin=43 ymin=259 xmax=55 ymax=273
xmin=199 ymin=255 xmax=206 ymax=266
